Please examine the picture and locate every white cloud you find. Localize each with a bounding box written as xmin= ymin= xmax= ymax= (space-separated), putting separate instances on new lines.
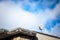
xmin=0 ymin=2 xmax=39 ymax=31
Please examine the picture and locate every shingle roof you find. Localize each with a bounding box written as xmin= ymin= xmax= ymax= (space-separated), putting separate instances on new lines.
xmin=0 ymin=28 xmax=36 ymax=39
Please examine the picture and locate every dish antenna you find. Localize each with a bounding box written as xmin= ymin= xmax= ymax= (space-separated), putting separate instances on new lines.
xmin=39 ymin=24 xmax=44 ymax=30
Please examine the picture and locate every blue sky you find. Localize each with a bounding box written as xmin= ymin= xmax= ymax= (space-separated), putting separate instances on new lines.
xmin=21 ymin=0 xmax=60 ymax=13
xmin=0 ymin=0 xmax=60 ymax=37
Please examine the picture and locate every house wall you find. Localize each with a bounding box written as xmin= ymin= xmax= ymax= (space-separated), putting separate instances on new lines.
xmin=12 ymin=36 xmax=29 ymax=40
xmin=36 ymin=33 xmax=60 ymax=40
xmin=11 ymin=33 xmax=60 ymax=40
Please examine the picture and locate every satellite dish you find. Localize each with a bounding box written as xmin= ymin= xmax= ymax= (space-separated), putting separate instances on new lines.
xmin=39 ymin=24 xmax=44 ymax=30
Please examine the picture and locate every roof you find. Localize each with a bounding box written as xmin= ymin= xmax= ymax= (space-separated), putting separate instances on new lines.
xmin=0 ymin=28 xmax=36 ymax=39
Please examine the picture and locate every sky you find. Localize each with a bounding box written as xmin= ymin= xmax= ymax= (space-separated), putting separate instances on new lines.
xmin=0 ymin=0 xmax=60 ymax=37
